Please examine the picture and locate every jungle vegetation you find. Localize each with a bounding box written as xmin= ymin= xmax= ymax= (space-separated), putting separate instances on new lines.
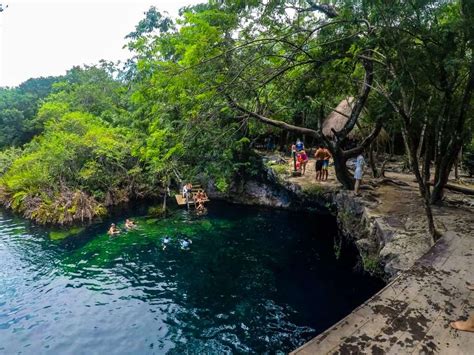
xmin=0 ymin=0 xmax=472 ymax=237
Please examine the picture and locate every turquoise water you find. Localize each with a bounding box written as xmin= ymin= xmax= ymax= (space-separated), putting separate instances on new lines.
xmin=0 ymin=202 xmax=384 ymax=354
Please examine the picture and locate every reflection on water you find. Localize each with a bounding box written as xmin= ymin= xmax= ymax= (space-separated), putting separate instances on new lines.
xmin=0 ymin=202 xmax=384 ymax=354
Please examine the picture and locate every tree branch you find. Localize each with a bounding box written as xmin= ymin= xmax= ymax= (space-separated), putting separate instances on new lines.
xmin=226 ymin=95 xmax=320 ymax=138
xmin=305 ymin=1 xmax=339 ymax=18
xmin=335 ymin=51 xmax=374 ymax=140
xmin=343 ymin=116 xmax=384 ymax=158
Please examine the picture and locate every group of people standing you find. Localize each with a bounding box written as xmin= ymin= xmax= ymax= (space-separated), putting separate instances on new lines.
xmin=290 ymin=139 xmax=366 ymax=194
xmin=291 ymin=140 xmax=332 ymax=180
xmin=314 ymin=145 xmax=332 ymax=181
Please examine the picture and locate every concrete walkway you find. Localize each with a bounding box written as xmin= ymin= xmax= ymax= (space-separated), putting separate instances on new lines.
xmin=291 ymin=228 xmax=474 ymax=354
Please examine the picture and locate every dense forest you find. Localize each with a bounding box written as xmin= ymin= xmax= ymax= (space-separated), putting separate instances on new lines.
xmin=0 ymin=0 xmax=472 ymax=235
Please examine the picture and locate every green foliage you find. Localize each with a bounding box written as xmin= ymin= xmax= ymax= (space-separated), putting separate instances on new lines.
xmin=215 ymin=177 xmax=229 ymax=192
xmin=49 ymin=226 xmax=84 ymax=241
xmin=269 ymin=164 xmax=288 ymax=177
xmin=0 ymin=147 xmax=22 ymax=176
xmin=148 ymin=205 xmax=168 ymax=217
xmin=1 ymin=0 xmax=472 ymax=224
xmin=303 ymin=184 xmax=325 ymax=197
xmin=463 ymin=138 xmax=474 ymax=176
xmin=0 ymin=110 xmax=142 ymax=224
xmin=361 ymin=253 xmax=382 ymax=276
xmin=0 ymin=76 xmax=60 ymax=147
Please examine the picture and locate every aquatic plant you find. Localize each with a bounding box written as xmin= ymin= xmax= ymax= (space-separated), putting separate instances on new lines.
xmin=49 ymin=226 xmax=85 ymax=240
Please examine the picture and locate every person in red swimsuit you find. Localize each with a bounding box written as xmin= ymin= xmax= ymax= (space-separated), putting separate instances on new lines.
xmin=298 ymin=150 xmax=309 ymax=175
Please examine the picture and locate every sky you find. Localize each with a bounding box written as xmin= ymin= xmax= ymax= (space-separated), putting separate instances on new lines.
xmin=0 ymin=0 xmax=203 ymax=87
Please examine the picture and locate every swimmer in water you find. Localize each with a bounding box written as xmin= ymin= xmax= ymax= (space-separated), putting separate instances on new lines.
xmin=125 ymin=219 xmax=137 ymax=230
xmin=180 ymin=238 xmax=192 ymax=250
xmin=162 ymin=236 xmax=171 ymax=250
xmin=108 ymin=223 xmax=121 ymax=236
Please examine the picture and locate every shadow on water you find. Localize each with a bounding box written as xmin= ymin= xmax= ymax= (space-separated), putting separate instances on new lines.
xmin=0 ymin=201 xmax=385 ymax=354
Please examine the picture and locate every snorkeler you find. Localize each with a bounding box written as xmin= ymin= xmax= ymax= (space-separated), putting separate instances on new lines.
xmin=107 ymin=223 xmax=121 ymax=236
xmin=179 ymin=238 xmax=192 ymax=250
xmin=162 ymin=236 xmax=171 ymax=250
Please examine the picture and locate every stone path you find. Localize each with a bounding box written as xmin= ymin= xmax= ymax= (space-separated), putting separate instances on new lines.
xmin=291 ymin=227 xmax=474 ymax=354
xmin=279 ymin=157 xmax=474 ymax=354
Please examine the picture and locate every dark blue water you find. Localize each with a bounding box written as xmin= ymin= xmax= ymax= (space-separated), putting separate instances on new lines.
xmin=0 ymin=202 xmax=384 ymax=354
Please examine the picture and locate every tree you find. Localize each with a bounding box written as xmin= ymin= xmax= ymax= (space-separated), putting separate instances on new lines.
xmin=354 ymin=0 xmax=473 ymax=238
xmin=0 ymin=76 xmax=61 ymax=147
xmin=202 ymin=1 xmax=384 ymax=189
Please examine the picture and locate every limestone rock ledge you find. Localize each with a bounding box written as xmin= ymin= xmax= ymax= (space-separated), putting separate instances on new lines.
xmin=332 ymin=191 xmax=433 ymax=280
xmin=207 ymin=167 xmax=433 ymax=280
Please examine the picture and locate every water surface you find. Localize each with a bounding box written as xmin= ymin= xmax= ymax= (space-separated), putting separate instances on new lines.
xmin=0 ymin=202 xmax=384 ymax=354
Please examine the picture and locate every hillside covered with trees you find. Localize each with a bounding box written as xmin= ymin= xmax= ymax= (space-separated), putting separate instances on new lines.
xmin=0 ymin=0 xmax=472 ymax=234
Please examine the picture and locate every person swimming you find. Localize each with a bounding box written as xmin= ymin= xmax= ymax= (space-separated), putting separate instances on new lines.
xmin=179 ymin=238 xmax=192 ymax=250
xmin=196 ymin=200 xmax=205 ymax=210
xmin=162 ymin=236 xmax=171 ymax=250
xmin=125 ymin=219 xmax=137 ymax=230
xmin=108 ymin=223 xmax=121 ymax=236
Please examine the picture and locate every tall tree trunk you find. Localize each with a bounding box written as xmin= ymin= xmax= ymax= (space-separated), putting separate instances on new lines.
xmin=454 ymin=160 xmax=459 ymax=180
xmin=389 ymin=131 xmax=395 ymax=158
xmin=162 ymin=179 xmax=169 ymax=212
xmin=454 ymin=147 xmax=462 ymax=180
xmin=431 ymin=135 xmax=464 ymax=204
xmin=401 ymin=127 xmax=413 ymax=170
xmin=405 ymin=133 xmax=437 ymax=241
xmin=422 ymin=128 xmax=432 ymax=185
xmin=417 ymin=116 xmax=428 ymax=161
xmin=331 ymin=147 xmax=354 ymax=189
xmin=369 ymin=143 xmax=379 ymax=178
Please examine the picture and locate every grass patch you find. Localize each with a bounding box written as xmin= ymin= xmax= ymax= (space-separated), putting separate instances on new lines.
xmin=361 ymin=253 xmax=382 ymax=275
xmin=302 ymin=184 xmax=325 ymax=197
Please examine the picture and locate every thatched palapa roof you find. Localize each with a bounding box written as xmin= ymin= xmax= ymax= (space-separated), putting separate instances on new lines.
xmin=322 ymin=97 xmax=354 ymax=138
xmin=322 ymin=97 xmax=389 ymax=144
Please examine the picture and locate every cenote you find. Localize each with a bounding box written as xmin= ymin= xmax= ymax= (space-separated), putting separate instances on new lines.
xmin=0 ymin=201 xmax=384 ymax=354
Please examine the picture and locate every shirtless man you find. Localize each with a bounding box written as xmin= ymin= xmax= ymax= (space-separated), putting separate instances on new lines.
xmin=322 ymin=147 xmax=332 ymax=181
xmin=314 ymin=146 xmax=326 ymax=181
xmin=125 ymin=219 xmax=136 ymax=230
xmin=107 ymin=223 xmax=120 ymax=236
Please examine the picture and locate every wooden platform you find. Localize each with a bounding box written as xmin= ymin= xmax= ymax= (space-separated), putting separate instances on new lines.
xmin=175 ymin=194 xmax=210 ymax=206
xmin=291 ymin=228 xmax=474 ymax=355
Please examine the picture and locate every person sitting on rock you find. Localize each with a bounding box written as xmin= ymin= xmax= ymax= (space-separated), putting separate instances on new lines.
xmin=183 ymin=183 xmax=192 ymax=198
